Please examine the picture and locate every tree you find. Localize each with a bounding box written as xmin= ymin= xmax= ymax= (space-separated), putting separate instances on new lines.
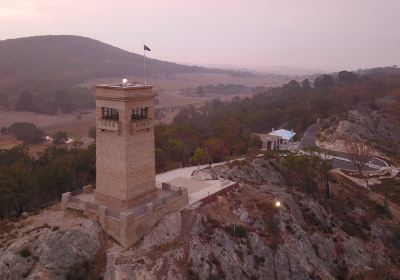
xmin=0 ymin=127 xmax=8 ymax=135
xmin=15 ymin=91 xmax=35 ymax=111
xmin=55 ymin=90 xmax=73 ymax=113
xmin=344 ymin=139 xmax=374 ymax=177
xmin=205 ymin=138 xmax=229 ymax=163
xmin=155 ymin=148 xmax=166 ymax=172
xmin=314 ymin=75 xmax=334 ymax=88
xmin=315 ymin=149 xmax=333 ymax=199
xmin=285 ymin=80 xmax=301 ymax=90
xmin=53 ymin=131 xmax=68 ymax=145
xmin=303 ymin=146 xmax=333 ymax=198
xmin=301 ymin=79 xmax=312 ymax=89
xmin=190 ymin=147 xmax=205 ymax=165
xmin=7 ymin=122 xmax=44 ymax=144
xmin=248 ymin=135 xmax=262 ymax=153
xmin=282 ymin=154 xmax=319 ymax=193
xmin=9 ymin=162 xmax=37 ymax=215
xmin=338 ymin=71 xmax=357 ymax=84
xmin=176 ymin=125 xmax=199 ymax=165
xmin=88 ymin=126 xmax=96 ymax=139
xmin=196 ymin=86 xmax=205 ymax=96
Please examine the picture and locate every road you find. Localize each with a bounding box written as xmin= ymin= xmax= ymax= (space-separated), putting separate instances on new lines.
xmin=299 ymin=123 xmax=319 ymax=149
xmin=299 ymin=123 xmax=386 ymax=171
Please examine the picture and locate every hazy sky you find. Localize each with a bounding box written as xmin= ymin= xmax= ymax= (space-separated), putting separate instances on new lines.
xmin=0 ymin=0 xmax=399 ymax=71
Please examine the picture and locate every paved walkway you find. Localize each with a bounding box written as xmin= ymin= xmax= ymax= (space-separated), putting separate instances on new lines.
xmin=156 ymin=163 xmax=236 ymax=206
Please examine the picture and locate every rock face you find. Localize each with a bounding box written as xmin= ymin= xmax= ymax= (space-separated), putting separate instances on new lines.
xmin=0 ymin=219 xmax=101 ymax=280
xmin=140 ymin=212 xmax=182 ymax=250
xmin=319 ymin=98 xmax=400 ymax=155
xmin=2 ymin=158 xmax=400 ymax=279
xmin=217 ymin=158 xmax=285 ymax=186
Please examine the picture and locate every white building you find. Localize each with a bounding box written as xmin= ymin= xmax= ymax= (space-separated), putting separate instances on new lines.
xmin=257 ymin=128 xmax=296 ymax=150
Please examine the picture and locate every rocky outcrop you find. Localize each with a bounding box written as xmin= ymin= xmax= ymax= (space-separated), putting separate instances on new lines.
xmin=2 ymin=158 xmax=399 ymax=279
xmin=140 ymin=212 xmax=182 ymax=250
xmin=217 ymin=158 xmax=285 ymax=186
xmin=318 ymin=99 xmax=400 ymax=155
xmin=0 ymin=219 xmax=101 ymax=280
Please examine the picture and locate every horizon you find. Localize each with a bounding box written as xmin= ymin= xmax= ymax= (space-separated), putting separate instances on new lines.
xmin=1 ymin=0 xmax=399 ymax=72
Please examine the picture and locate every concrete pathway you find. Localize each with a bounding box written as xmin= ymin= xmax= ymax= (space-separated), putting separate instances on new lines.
xmin=156 ymin=163 xmax=236 ymax=206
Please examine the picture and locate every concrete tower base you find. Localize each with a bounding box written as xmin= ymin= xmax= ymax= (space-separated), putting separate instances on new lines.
xmin=61 ymin=186 xmax=188 ymax=248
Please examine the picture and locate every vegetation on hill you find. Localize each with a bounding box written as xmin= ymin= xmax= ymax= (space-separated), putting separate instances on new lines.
xmin=11 ymin=88 xmax=95 ymax=115
xmin=1 ymin=122 xmax=44 ymax=144
xmin=1 ymin=68 xmax=399 ymax=219
xmin=0 ymin=35 xmax=252 ymax=114
xmin=155 ymin=69 xmax=400 ymax=171
xmin=0 ymin=145 xmax=95 ymax=219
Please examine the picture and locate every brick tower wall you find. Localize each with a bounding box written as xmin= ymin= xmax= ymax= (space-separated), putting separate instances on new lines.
xmin=95 ymin=86 xmax=156 ymax=208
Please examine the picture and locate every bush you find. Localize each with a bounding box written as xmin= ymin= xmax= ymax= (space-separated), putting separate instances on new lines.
xmin=263 ymin=150 xmax=276 ymax=159
xmin=187 ymin=268 xmax=200 ymax=280
xmin=53 ymin=131 xmax=68 ymax=145
xmin=66 ymin=260 xmax=101 ymax=280
xmin=19 ymin=247 xmax=31 ymax=258
xmin=88 ymin=126 xmax=96 ymax=139
xmin=7 ymin=122 xmax=44 ymax=144
xmin=373 ymin=203 xmax=392 ymax=219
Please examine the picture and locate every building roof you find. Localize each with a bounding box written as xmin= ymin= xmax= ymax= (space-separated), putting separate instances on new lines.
xmin=255 ymin=133 xmax=281 ymax=141
xmin=269 ymin=129 xmax=296 ymax=140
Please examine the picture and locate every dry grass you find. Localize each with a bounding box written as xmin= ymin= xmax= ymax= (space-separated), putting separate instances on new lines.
xmin=0 ymin=109 xmax=95 ymax=151
xmin=0 ymin=135 xmax=21 ymax=149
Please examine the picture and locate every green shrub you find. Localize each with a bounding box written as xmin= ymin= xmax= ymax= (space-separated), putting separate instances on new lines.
xmin=7 ymin=122 xmax=44 ymax=144
xmin=373 ymin=203 xmax=392 ymax=219
xmin=19 ymin=247 xmax=31 ymax=258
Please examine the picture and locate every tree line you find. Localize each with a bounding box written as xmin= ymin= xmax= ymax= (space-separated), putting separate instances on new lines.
xmin=0 ymin=145 xmax=95 ymax=219
xmin=1 ymin=69 xmax=399 ymax=218
xmin=0 ymin=87 xmax=94 ymax=114
xmin=155 ymin=70 xmax=400 ymax=172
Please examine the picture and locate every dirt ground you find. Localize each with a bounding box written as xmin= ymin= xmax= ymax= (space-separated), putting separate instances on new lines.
xmin=0 ymin=109 xmax=95 ymax=151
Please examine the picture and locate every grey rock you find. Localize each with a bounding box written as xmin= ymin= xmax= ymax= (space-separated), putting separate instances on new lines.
xmin=0 ymin=220 xmax=101 ymax=280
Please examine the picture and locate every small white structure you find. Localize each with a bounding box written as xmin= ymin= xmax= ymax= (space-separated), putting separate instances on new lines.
xmin=257 ymin=128 xmax=296 ymax=150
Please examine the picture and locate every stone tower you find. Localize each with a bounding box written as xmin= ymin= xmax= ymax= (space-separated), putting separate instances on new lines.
xmin=61 ymin=81 xmax=188 ymax=248
xmin=95 ymin=83 xmax=156 ymax=208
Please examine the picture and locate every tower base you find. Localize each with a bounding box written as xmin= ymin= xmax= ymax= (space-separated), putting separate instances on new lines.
xmin=61 ymin=186 xmax=188 ymax=248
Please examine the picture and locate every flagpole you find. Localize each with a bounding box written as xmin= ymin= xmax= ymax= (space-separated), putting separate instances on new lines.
xmin=143 ymin=45 xmax=147 ymax=85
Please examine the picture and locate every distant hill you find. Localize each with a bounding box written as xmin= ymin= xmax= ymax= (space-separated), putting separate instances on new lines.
xmin=0 ymin=35 xmax=226 ymax=94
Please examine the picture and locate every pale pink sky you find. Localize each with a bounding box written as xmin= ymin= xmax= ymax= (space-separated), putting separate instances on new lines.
xmin=0 ymin=0 xmax=399 ymax=71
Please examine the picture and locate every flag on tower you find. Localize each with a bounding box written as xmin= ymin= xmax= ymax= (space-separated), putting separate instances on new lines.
xmin=144 ymin=44 xmax=151 ymax=51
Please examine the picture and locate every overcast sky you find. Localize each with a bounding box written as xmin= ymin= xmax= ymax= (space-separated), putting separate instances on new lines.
xmin=0 ymin=0 xmax=399 ymax=72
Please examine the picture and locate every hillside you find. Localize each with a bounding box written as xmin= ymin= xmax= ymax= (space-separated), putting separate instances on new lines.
xmin=0 ymin=35 xmax=216 ymax=93
xmin=1 ymin=158 xmax=400 ymax=279
xmin=1 ymin=69 xmax=400 ymax=279
xmin=0 ymin=35 xmax=268 ymax=114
